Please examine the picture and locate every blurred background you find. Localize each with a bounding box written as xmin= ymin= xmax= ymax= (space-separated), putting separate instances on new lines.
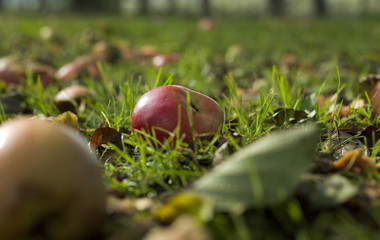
xmin=0 ymin=0 xmax=379 ymax=16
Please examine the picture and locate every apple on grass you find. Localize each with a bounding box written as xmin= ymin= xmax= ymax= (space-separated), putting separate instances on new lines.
xmin=131 ymin=85 xmax=224 ymax=146
xmin=0 ymin=119 xmax=106 ymax=240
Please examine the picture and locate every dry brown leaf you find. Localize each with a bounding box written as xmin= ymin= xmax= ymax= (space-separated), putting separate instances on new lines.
xmin=90 ymin=127 xmax=123 ymax=151
xmin=53 ymin=111 xmax=79 ymax=129
xmin=333 ymin=149 xmax=375 ymax=172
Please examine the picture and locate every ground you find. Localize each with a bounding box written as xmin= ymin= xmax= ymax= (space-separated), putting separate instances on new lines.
xmin=1 ymin=14 xmax=380 ymax=240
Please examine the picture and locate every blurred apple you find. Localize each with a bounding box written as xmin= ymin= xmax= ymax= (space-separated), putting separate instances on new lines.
xmin=131 ymin=85 xmax=224 ymax=145
xmin=54 ymin=85 xmax=93 ymax=113
xmin=26 ymin=61 xmax=55 ymax=87
xmin=92 ymin=41 xmax=121 ymax=63
xmin=55 ymin=55 xmax=100 ymax=82
xmin=0 ymin=56 xmax=54 ymax=87
xmin=0 ymin=56 xmax=25 ymax=85
xmin=0 ymin=119 xmax=106 ymax=240
xmin=198 ymin=17 xmax=214 ymax=32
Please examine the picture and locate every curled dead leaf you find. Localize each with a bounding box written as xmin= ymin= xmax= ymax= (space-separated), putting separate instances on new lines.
xmin=52 ymin=111 xmax=79 ymax=129
xmin=90 ymin=127 xmax=123 ymax=151
xmin=359 ymin=125 xmax=380 ymax=150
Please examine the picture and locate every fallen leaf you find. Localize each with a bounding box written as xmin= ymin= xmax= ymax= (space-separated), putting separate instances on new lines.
xmin=192 ymin=124 xmax=319 ymax=211
xmin=333 ymin=148 xmax=375 ymax=172
xmin=359 ymin=125 xmax=380 ymax=150
xmin=53 ymin=111 xmax=79 ymax=129
xmin=90 ymin=127 xmax=123 ymax=151
xmin=155 ymin=193 xmax=213 ymax=224
xmin=297 ymin=174 xmax=359 ymax=209
xmin=324 ymin=128 xmax=366 ymax=159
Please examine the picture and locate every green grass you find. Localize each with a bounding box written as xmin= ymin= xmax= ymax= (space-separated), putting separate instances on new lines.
xmin=1 ymin=13 xmax=380 ymax=239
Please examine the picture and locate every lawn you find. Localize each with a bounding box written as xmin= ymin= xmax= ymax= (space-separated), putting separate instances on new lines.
xmin=1 ymin=13 xmax=380 ymax=239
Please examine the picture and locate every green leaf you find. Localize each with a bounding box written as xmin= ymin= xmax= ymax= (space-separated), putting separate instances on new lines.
xmin=297 ymin=174 xmax=359 ymax=209
xmin=192 ymin=124 xmax=319 ymax=211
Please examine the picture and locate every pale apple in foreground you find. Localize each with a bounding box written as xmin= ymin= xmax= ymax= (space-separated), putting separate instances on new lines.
xmin=131 ymin=85 xmax=224 ymax=145
xmin=0 ymin=119 xmax=106 ymax=240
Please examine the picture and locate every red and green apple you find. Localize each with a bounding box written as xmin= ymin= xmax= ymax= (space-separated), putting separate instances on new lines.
xmin=131 ymin=85 xmax=224 ymax=145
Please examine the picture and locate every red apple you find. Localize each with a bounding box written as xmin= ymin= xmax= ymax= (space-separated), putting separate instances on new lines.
xmin=55 ymin=55 xmax=100 ymax=82
xmin=0 ymin=56 xmax=54 ymax=87
xmin=131 ymin=85 xmax=224 ymax=145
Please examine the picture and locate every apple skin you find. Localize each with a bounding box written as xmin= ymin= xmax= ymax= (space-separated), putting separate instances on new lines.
xmin=54 ymin=85 xmax=93 ymax=113
xmin=0 ymin=119 xmax=106 ymax=240
xmin=55 ymin=55 xmax=100 ymax=82
xmin=131 ymin=85 xmax=224 ymax=145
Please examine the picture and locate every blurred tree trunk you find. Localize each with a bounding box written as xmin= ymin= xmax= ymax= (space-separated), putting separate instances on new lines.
xmin=0 ymin=0 xmax=3 ymax=11
xmin=269 ymin=0 xmax=285 ymax=16
xmin=168 ymin=0 xmax=177 ymax=15
xmin=71 ymin=0 xmax=120 ymax=12
xmin=361 ymin=0 xmax=370 ymax=15
xmin=201 ymin=0 xmax=211 ymax=16
xmin=39 ymin=0 xmax=48 ymax=12
xmin=314 ymin=0 xmax=327 ymax=16
xmin=139 ymin=0 xmax=150 ymax=15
